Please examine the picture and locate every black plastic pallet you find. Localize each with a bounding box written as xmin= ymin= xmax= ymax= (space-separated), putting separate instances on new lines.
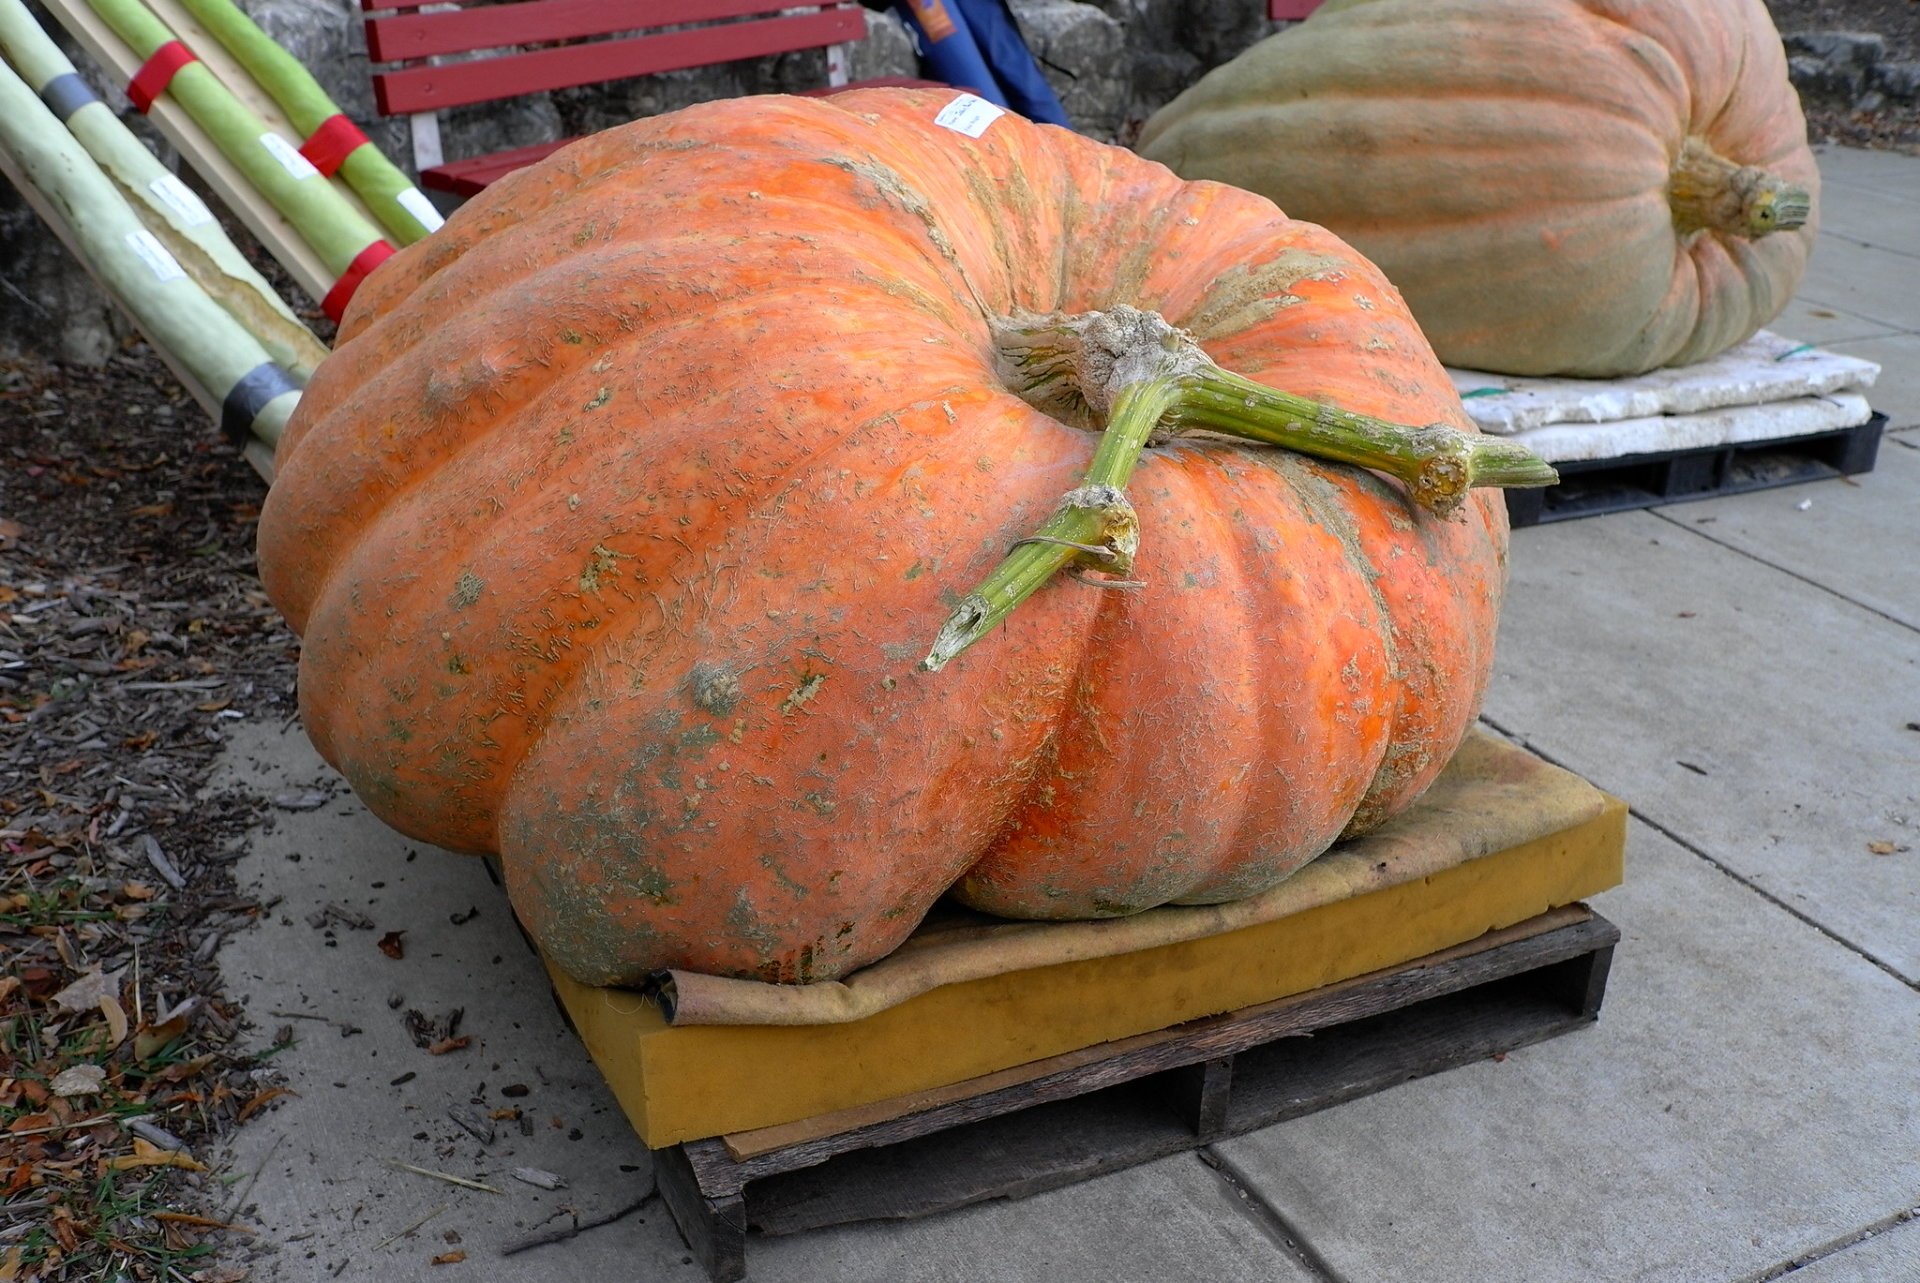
xmin=1504 ymin=411 xmax=1886 ymax=528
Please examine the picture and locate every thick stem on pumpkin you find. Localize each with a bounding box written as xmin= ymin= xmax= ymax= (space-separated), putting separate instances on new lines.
xmin=1669 ymin=137 xmax=1811 ymax=238
xmin=921 ymin=306 xmax=1558 ymax=670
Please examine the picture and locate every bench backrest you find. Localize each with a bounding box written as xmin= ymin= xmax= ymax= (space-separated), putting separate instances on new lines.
xmin=362 ymin=1 xmax=869 ymax=116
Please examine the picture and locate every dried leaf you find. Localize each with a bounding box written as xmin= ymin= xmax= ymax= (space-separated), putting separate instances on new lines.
xmin=237 ymin=1086 xmax=295 ymax=1121
xmin=1867 ymin=840 xmax=1906 ymax=856
xmin=430 ymin=1251 xmax=466 ymax=1265
xmin=135 ymin=1011 xmax=190 ymax=1061
xmin=49 ymin=966 xmax=124 ymax=1013
xmin=153 ymin=1053 xmax=217 ymax=1083
xmin=188 ymin=1266 xmax=251 ymax=1283
xmin=377 ymin=930 xmax=406 ymax=960
xmin=98 ymin=994 xmax=129 ymax=1049
xmin=109 ymin=1137 xmax=207 ymax=1172
xmin=50 ymin=1064 xmax=107 ymax=1098
xmin=121 ymin=882 xmax=157 ymax=901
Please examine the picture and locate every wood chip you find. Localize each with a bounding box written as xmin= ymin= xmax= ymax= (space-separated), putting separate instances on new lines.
xmin=446 ymin=1105 xmax=494 ymax=1146
xmin=508 ymin=1167 xmax=567 ymax=1191
xmin=124 ymin=1115 xmax=189 ymax=1152
xmin=388 ymin=1162 xmax=502 ymax=1194
xmin=143 ymin=833 xmax=186 ymax=889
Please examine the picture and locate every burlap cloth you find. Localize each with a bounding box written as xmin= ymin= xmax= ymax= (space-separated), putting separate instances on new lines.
xmin=645 ymin=730 xmax=1606 ymax=1026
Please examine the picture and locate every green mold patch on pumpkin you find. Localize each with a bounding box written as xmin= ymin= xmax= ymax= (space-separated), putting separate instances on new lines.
xmin=1181 ymin=251 xmax=1349 ymax=340
xmin=688 ymin=662 xmax=743 ymax=715
xmin=780 ymin=671 xmax=827 ymax=715
xmin=578 ymin=543 xmax=628 ymax=595
xmin=447 ymin=569 xmax=484 ymax=610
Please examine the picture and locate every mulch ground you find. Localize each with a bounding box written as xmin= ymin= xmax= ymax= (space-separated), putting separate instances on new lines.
xmin=1 ymin=348 xmax=302 ymax=1281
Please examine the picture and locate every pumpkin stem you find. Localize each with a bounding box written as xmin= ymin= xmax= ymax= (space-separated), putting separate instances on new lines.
xmin=1670 ymin=137 xmax=1811 ymax=238
xmin=923 ymin=306 xmax=1556 ymax=670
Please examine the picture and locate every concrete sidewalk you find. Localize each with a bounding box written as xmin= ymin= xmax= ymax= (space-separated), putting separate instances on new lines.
xmin=213 ymin=144 xmax=1920 ymax=1283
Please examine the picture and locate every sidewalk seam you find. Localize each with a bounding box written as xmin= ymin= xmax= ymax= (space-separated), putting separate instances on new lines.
xmin=1649 ymin=506 xmax=1919 ymax=632
xmin=1195 ymin=1147 xmax=1348 ymax=1283
xmin=1477 ymin=715 xmax=1920 ymax=995
xmin=1736 ymin=1205 xmax=1918 ymax=1282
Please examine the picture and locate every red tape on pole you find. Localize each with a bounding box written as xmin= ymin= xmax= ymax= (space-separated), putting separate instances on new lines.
xmin=299 ymin=114 xmax=370 ymax=178
xmin=127 ymin=41 xmax=198 ymax=114
xmin=321 ymin=240 xmax=396 ymax=323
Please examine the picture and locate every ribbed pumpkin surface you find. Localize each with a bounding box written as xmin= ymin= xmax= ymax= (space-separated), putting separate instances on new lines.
xmin=1138 ymin=0 xmax=1819 ymax=378
xmin=258 ymin=89 xmax=1509 ymax=985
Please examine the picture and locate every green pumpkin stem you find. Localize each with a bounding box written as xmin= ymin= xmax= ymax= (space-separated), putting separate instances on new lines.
xmin=1670 ymin=137 xmax=1812 ymax=238
xmin=922 ymin=306 xmax=1558 ymax=671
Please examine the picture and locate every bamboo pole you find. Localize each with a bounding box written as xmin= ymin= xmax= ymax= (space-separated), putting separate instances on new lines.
xmin=0 ymin=0 xmax=326 ymax=379
xmin=170 ymin=0 xmax=440 ymax=245
xmin=0 ymin=54 xmax=298 ymax=455
xmin=78 ymin=0 xmax=392 ymax=315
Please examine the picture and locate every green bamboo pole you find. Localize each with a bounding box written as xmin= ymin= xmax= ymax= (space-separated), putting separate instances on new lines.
xmin=81 ymin=0 xmax=390 ymax=293
xmin=0 ymin=0 xmax=325 ymax=378
xmin=0 ymin=54 xmax=298 ymax=447
xmin=171 ymin=0 xmax=440 ymax=245
xmin=925 ymin=307 xmax=1558 ymax=670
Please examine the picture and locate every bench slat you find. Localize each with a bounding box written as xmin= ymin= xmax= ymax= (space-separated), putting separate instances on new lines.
xmin=371 ymin=7 xmax=864 ymax=114
xmin=421 ymin=136 xmax=578 ymax=195
xmin=367 ymin=0 xmax=821 ymax=63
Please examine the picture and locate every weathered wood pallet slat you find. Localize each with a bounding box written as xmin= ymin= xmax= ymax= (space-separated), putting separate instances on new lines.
xmin=653 ymin=906 xmax=1621 ymax=1282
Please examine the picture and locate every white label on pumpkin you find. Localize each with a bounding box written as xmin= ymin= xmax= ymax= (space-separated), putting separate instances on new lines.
xmin=125 ymin=228 xmax=185 ymax=284
xmin=147 ymin=172 xmax=213 ymax=227
xmin=259 ymin=131 xmax=320 ymax=181
xmin=933 ymin=94 xmax=1004 ymax=138
xmin=396 ymin=187 xmax=444 ymax=232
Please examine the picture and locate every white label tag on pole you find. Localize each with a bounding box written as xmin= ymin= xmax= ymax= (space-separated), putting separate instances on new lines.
xmin=147 ymin=173 xmax=214 ymax=227
xmin=125 ymin=228 xmax=186 ymax=284
xmin=933 ymin=94 xmax=1005 ymax=139
xmin=396 ymin=187 xmax=445 ymax=233
xmin=259 ymin=131 xmax=320 ymax=181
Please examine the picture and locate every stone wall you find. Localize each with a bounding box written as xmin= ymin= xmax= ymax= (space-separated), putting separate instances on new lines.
xmin=2 ymin=0 xmax=1277 ymax=364
xmin=1783 ymin=31 xmax=1920 ymax=115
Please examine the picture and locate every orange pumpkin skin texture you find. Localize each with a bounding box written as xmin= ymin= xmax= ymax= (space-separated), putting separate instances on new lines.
xmin=1137 ymin=0 xmax=1819 ymax=378
xmin=257 ymin=89 xmax=1510 ymax=986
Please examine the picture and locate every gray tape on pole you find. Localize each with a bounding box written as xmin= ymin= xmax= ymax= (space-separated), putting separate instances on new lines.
xmin=39 ymin=73 xmax=100 ymax=123
xmin=220 ymin=362 xmax=299 ymax=444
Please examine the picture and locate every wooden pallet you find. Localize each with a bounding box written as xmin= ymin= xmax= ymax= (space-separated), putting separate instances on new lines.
xmin=1505 ymin=412 xmax=1886 ymax=527
xmin=652 ymin=904 xmax=1620 ymax=1282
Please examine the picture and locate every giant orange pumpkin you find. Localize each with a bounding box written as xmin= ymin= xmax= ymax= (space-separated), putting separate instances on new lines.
xmin=1138 ymin=0 xmax=1819 ymax=378
xmin=258 ymin=89 xmax=1524 ymax=986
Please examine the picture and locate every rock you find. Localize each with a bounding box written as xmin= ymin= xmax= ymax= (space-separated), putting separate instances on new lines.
xmin=1872 ymin=60 xmax=1920 ymax=104
xmin=1783 ymin=30 xmax=1886 ymax=69
xmin=1010 ymin=0 xmax=1128 ymax=141
xmin=849 ymin=6 xmax=920 ymax=83
xmin=1080 ymin=0 xmax=1282 ymax=134
xmin=0 ymin=191 xmax=122 ymax=366
xmin=1783 ymin=31 xmax=1886 ymax=105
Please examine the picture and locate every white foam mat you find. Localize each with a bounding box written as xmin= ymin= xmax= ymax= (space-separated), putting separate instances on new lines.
xmin=1450 ymin=331 xmax=1881 ymax=437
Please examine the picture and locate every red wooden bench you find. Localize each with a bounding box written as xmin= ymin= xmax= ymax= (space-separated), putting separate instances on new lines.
xmin=361 ymin=1 xmax=932 ymax=197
